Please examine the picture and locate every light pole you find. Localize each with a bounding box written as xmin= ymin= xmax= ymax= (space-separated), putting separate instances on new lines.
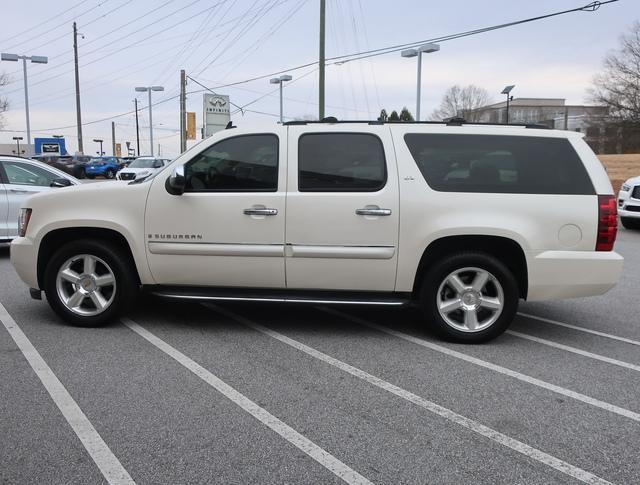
xmin=501 ymin=85 xmax=515 ymax=123
xmin=93 ymin=139 xmax=104 ymax=156
xmin=269 ymin=75 xmax=293 ymax=123
xmin=1 ymin=53 xmax=48 ymax=146
xmin=401 ymin=43 xmax=440 ymax=121
xmin=135 ymin=86 xmax=164 ymax=156
xmin=12 ymin=136 xmax=23 ymax=155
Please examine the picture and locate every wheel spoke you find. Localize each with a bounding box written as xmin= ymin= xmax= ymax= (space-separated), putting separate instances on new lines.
xmin=89 ymin=291 xmax=107 ymax=310
xmin=60 ymin=268 xmax=81 ymax=284
xmin=480 ymin=296 xmax=502 ymax=311
xmin=447 ymin=274 xmax=466 ymax=294
xmin=439 ymin=298 xmax=463 ymax=314
xmin=471 ymin=270 xmax=490 ymax=292
xmin=94 ymin=273 xmax=115 ymax=287
xmin=83 ymin=255 xmax=96 ymax=275
xmin=464 ymin=309 xmax=479 ymax=331
xmin=66 ymin=290 xmax=85 ymax=308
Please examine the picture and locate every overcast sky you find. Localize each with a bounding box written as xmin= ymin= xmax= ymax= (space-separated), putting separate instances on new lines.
xmin=0 ymin=0 xmax=635 ymax=157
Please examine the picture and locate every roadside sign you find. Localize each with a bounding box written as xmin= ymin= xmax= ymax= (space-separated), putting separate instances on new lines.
xmin=115 ymin=143 xmax=122 ymax=157
xmin=187 ymin=112 xmax=196 ymax=140
xmin=203 ymin=94 xmax=230 ymax=137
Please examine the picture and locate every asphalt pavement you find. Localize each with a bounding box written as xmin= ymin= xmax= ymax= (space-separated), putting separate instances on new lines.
xmin=1 ymin=227 xmax=639 ymax=484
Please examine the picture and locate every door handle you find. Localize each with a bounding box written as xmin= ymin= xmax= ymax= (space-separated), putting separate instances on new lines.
xmin=355 ymin=207 xmax=392 ymax=216
xmin=243 ymin=208 xmax=278 ymax=216
xmin=9 ymin=189 xmax=28 ymax=194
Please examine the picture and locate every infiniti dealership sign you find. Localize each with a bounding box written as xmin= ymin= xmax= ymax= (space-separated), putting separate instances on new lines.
xmin=203 ymin=93 xmax=230 ymax=137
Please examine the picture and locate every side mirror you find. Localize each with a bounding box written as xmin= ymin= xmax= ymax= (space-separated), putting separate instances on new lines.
xmin=50 ymin=178 xmax=72 ymax=188
xmin=166 ymin=165 xmax=186 ymax=195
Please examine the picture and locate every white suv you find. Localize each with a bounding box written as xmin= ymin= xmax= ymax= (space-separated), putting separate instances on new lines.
xmin=10 ymin=120 xmax=623 ymax=342
xmin=618 ymin=176 xmax=640 ymax=229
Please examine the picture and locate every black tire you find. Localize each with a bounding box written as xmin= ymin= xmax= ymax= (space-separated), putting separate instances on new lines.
xmin=620 ymin=217 xmax=640 ymax=230
xmin=43 ymin=239 xmax=138 ymax=327
xmin=105 ymin=169 xmax=115 ymax=179
xmin=419 ymin=251 xmax=519 ymax=343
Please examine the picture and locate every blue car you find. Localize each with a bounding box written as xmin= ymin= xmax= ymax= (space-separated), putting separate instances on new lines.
xmin=84 ymin=157 xmax=121 ymax=179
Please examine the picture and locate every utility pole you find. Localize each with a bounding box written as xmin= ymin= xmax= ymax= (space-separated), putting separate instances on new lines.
xmin=111 ymin=121 xmax=116 ymax=156
xmin=318 ymin=0 xmax=325 ymax=120
xmin=179 ymin=69 xmax=187 ymax=153
xmin=134 ymin=98 xmax=140 ymax=156
xmin=73 ymin=22 xmax=84 ymax=154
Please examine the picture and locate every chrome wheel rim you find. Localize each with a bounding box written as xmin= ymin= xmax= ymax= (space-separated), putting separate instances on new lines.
xmin=436 ymin=267 xmax=504 ymax=333
xmin=56 ymin=254 xmax=116 ymax=316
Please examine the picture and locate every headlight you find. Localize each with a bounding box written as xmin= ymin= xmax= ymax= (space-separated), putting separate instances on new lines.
xmin=621 ymin=184 xmax=631 ymax=191
xmin=18 ymin=208 xmax=32 ymax=237
xmin=137 ymin=171 xmax=150 ymax=177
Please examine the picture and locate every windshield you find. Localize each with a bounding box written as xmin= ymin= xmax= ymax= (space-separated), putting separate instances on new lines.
xmin=89 ymin=158 xmax=107 ymax=164
xmin=129 ymin=158 xmax=158 ymax=168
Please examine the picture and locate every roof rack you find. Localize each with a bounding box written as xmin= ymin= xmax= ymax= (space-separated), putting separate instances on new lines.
xmin=283 ymin=117 xmax=550 ymax=129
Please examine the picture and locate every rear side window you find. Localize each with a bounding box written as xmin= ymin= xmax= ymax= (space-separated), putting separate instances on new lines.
xmin=404 ymin=134 xmax=594 ymax=195
xmin=298 ymin=133 xmax=386 ymax=191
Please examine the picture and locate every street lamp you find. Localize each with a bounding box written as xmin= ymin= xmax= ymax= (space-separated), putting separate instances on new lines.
xmin=12 ymin=136 xmax=23 ymax=155
xmin=401 ymin=43 xmax=439 ymax=121
xmin=1 ymin=52 xmax=48 ymax=146
xmin=135 ymin=85 xmax=164 ymax=156
xmin=269 ymin=74 xmax=293 ymax=123
xmin=93 ymin=139 xmax=104 ymax=156
xmin=501 ymin=85 xmax=515 ymax=123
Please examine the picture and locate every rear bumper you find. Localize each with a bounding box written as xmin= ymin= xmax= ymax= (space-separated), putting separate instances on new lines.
xmin=10 ymin=237 xmax=39 ymax=289
xmin=526 ymin=250 xmax=623 ymax=301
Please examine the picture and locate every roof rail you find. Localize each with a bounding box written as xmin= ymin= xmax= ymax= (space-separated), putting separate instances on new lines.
xmin=282 ymin=118 xmax=550 ymax=129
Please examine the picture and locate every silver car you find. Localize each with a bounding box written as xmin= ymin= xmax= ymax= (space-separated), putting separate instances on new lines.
xmin=0 ymin=155 xmax=78 ymax=242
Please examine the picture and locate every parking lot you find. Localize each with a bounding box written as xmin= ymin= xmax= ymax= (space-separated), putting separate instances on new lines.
xmin=0 ymin=227 xmax=638 ymax=484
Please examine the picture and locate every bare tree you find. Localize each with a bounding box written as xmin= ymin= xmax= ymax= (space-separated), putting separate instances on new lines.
xmin=0 ymin=72 xmax=8 ymax=129
xmin=589 ymin=21 xmax=640 ymax=123
xmin=430 ymin=84 xmax=493 ymax=122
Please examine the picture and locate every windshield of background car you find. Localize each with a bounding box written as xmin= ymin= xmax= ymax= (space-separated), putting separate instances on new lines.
xmin=89 ymin=158 xmax=106 ymax=165
xmin=404 ymin=133 xmax=595 ymax=195
xmin=128 ymin=159 xmax=157 ymax=169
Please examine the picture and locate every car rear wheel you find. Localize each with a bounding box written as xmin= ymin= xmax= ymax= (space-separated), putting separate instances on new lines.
xmin=105 ymin=169 xmax=115 ymax=179
xmin=620 ymin=217 xmax=640 ymax=230
xmin=44 ymin=240 xmax=138 ymax=327
xmin=419 ymin=252 xmax=518 ymax=343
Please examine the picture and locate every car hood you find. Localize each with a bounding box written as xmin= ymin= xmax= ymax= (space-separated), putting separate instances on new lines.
xmin=120 ymin=167 xmax=157 ymax=173
xmin=623 ymin=175 xmax=640 ymax=186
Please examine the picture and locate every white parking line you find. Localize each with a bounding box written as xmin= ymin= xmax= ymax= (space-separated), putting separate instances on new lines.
xmin=507 ymin=330 xmax=640 ymax=372
xmin=208 ymin=305 xmax=613 ymax=485
xmin=320 ymin=307 xmax=640 ymax=423
xmin=120 ymin=318 xmax=372 ymax=485
xmin=0 ymin=303 xmax=134 ymax=485
xmin=517 ymin=312 xmax=640 ymax=347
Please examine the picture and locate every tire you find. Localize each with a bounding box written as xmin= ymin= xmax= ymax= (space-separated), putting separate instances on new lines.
xmin=105 ymin=169 xmax=115 ymax=179
xmin=43 ymin=239 xmax=138 ymax=327
xmin=419 ymin=251 xmax=519 ymax=343
xmin=620 ymin=217 xmax=640 ymax=230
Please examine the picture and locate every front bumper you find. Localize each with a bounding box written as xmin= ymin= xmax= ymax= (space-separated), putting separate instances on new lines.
xmin=527 ymin=250 xmax=623 ymax=301
xmin=10 ymin=237 xmax=39 ymax=289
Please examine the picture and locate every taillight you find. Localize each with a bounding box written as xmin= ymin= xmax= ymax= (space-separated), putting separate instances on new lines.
xmin=18 ymin=208 xmax=32 ymax=237
xmin=596 ymin=195 xmax=617 ymax=251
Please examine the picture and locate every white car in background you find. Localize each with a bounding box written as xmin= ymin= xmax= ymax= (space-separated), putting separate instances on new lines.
xmin=618 ymin=175 xmax=640 ymax=229
xmin=0 ymin=155 xmax=78 ymax=242
xmin=116 ymin=157 xmax=170 ymax=181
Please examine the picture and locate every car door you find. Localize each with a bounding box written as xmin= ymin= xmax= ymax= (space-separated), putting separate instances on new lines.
xmin=285 ymin=125 xmax=400 ymax=291
xmin=0 ymin=180 xmax=8 ymax=240
xmin=145 ymin=129 xmax=287 ymax=288
xmin=0 ymin=159 xmax=61 ymax=239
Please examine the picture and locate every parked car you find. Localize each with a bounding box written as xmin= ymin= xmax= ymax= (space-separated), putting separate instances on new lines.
xmin=31 ymin=155 xmax=76 ymax=177
xmin=10 ymin=120 xmax=623 ymax=343
xmin=116 ymin=156 xmax=169 ymax=181
xmin=0 ymin=155 xmax=78 ymax=242
xmin=84 ymin=157 xmax=121 ymax=179
xmin=617 ymin=176 xmax=640 ymax=229
xmin=119 ymin=156 xmax=137 ymax=168
xmin=70 ymin=155 xmax=92 ymax=179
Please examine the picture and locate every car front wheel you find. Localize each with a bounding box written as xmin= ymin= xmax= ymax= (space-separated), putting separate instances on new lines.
xmin=44 ymin=240 xmax=138 ymax=327
xmin=620 ymin=217 xmax=640 ymax=230
xmin=105 ymin=169 xmax=115 ymax=179
xmin=419 ymin=252 xmax=519 ymax=343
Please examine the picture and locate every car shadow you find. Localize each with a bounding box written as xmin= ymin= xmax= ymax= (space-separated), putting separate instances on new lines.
xmin=0 ymin=244 xmax=10 ymax=259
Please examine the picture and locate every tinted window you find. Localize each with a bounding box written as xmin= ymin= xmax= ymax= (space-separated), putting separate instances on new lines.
xmin=2 ymin=161 xmax=58 ymax=187
xmin=404 ymin=134 xmax=594 ymax=195
xmin=185 ymin=134 xmax=278 ymax=192
xmin=298 ymin=133 xmax=386 ymax=191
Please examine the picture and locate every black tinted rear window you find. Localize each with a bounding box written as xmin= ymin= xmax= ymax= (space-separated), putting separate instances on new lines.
xmin=404 ymin=134 xmax=594 ymax=195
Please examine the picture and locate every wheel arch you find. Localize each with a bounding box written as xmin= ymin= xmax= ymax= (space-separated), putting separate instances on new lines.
xmin=37 ymin=227 xmax=141 ymax=289
xmin=412 ymin=235 xmax=528 ymax=299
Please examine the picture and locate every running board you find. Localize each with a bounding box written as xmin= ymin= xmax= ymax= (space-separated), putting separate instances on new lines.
xmin=144 ymin=286 xmax=411 ymax=306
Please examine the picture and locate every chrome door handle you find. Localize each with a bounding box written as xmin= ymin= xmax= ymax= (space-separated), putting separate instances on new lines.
xmin=356 ymin=207 xmax=392 ymax=216
xmin=243 ymin=208 xmax=278 ymax=216
xmin=9 ymin=189 xmax=28 ymax=193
